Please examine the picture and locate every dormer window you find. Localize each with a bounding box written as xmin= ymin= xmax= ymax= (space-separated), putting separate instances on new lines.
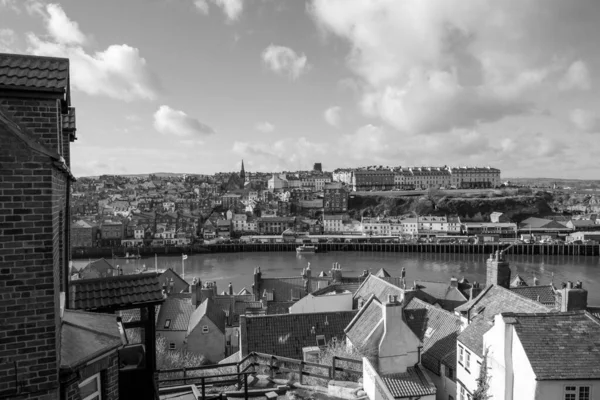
xmin=164 ymin=319 xmax=171 ymax=329
xmin=316 ymin=335 xmax=326 ymax=347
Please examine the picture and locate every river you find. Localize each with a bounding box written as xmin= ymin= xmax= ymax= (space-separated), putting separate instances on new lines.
xmin=72 ymin=251 xmax=600 ymax=305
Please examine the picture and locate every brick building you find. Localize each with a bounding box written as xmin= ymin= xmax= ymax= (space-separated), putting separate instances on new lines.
xmin=323 ymin=182 xmax=348 ymax=213
xmin=71 ymin=219 xmax=98 ymax=247
xmin=0 ymin=53 xmax=133 ymax=400
xmin=100 ymin=220 xmax=123 ymax=246
xmin=351 ymin=169 xmax=395 ymax=191
xmin=257 ymin=217 xmax=295 ymax=234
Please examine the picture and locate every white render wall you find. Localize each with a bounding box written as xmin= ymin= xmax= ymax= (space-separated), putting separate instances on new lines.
xmin=289 ymin=292 xmax=352 ymax=314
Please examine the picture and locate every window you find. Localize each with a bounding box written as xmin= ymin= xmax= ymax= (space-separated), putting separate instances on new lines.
xmin=465 ymin=351 xmax=471 ymax=371
xmin=444 ymin=366 xmax=454 ymax=381
xmin=460 ymin=385 xmax=466 ymax=400
xmin=164 ymin=319 xmax=171 ymax=329
xmin=564 ymin=386 xmax=591 ymax=400
xmin=202 ymin=325 xmax=209 ymax=334
xmin=458 ymin=346 xmax=464 ymax=365
xmin=169 ymin=342 xmax=176 ymax=350
xmin=79 ymin=373 xmax=102 ymax=400
xmin=316 ymin=335 xmax=326 ymax=347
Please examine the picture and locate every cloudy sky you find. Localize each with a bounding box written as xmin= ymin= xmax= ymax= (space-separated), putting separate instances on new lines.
xmin=1 ymin=0 xmax=600 ymax=178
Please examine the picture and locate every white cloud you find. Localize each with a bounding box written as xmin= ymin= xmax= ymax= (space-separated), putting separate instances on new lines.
xmin=559 ymin=60 xmax=591 ymax=91
xmin=262 ymin=45 xmax=310 ymax=80
xmin=24 ymin=3 xmax=160 ymax=102
xmin=42 ymin=3 xmax=86 ymax=45
xmin=0 ymin=0 xmax=20 ymax=13
xmin=154 ymin=105 xmax=216 ymax=137
xmin=324 ymin=106 xmax=341 ymax=128
xmin=569 ymin=109 xmax=598 ymax=133
xmin=255 ymin=121 xmax=275 ymax=133
xmin=309 ymin=0 xmax=599 ymax=134
xmin=193 ymin=0 xmax=242 ymax=21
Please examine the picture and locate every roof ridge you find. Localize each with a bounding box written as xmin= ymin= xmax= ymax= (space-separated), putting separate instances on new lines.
xmin=406 ymin=297 xmax=460 ymax=318
xmin=0 ymin=52 xmax=69 ymax=62
xmin=495 ymin=285 xmax=552 ymax=310
xmin=344 ymin=294 xmax=380 ymax=333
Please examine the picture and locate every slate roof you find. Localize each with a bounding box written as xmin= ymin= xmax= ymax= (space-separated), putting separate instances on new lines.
xmin=70 ymin=273 xmax=165 ymax=310
xmin=61 ymin=309 xmax=122 ymax=371
xmin=156 ymin=294 xmax=195 ymax=331
xmin=159 ymin=268 xmax=190 ymax=294
xmin=188 ymin=297 xmax=226 ymax=335
xmin=510 ymin=274 xmax=528 ymax=287
xmin=312 ymin=283 xmax=361 ymax=296
xmin=0 ymin=53 xmax=69 ymax=93
xmin=80 ymin=258 xmax=117 ymax=279
xmin=457 ymin=285 xmax=551 ymax=356
xmin=354 ymin=274 xmax=404 ymax=303
xmin=510 ymin=285 xmax=557 ymax=306
xmin=345 ymin=295 xmax=383 ymax=350
xmin=240 ymin=310 xmax=357 ymax=360
xmin=374 ymin=268 xmax=391 ymax=278
xmin=266 ymin=301 xmax=295 ymax=315
xmin=414 ymin=280 xmax=468 ymax=310
xmin=506 ymin=311 xmax=600 ymax=380
xmin=381 ymin=366 xmax=437 ymax=398
xmin=404 ymin=297 xmax=462 ymax=373
xmin=588 ymin=306 xmax=600 ymax=319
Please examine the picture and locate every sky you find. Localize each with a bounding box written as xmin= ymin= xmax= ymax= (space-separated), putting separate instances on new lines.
xmin=1 ymin=0 xmax=600 ymax=179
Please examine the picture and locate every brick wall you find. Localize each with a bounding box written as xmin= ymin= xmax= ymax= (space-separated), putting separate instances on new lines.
xmin=61 ymin=352 xmax=120 ymax=400
xmin=0 ymin=97 xmax=62 ymax=155
xmin=0 ymin=112 xmax=64 ymax=398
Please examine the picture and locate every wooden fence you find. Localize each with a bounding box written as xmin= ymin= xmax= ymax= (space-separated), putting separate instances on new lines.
xmin=157 ymin=352 xmax=363 ymax=398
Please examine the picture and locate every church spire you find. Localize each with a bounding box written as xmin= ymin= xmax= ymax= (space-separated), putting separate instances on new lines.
xmin=240 ymin=159 xmax=246 ymax=181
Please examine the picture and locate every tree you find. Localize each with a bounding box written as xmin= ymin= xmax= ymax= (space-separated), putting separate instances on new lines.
xmin=473 ymin=348 xmax=491 ymax=400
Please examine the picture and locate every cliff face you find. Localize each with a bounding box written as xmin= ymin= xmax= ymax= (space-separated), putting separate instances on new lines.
xmin=348 ymin=192 xmax=555 ymax=222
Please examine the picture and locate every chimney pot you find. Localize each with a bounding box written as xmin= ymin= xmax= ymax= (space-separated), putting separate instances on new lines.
xmin=392 ymin=294 xmax=398 ymax=303
xmin=388 ymin=294 xmax=393 ymax=303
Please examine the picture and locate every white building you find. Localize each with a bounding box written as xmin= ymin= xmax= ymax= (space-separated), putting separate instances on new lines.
xmin=362 ymin=218 xmax=391 ymax=236
xmin=268 ymin=174 xmax=288 ymax=190
xmin=323 ymin=215 xmax=345 ymax=233
xmin=483 ymin=311 xmax=600 ymax=400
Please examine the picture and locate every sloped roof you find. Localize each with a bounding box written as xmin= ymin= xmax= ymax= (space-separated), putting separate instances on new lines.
xmin=238 ymin=287 xmax=251 ymax=295
xmin=260 ymin=276 xmax=332 ymax=302
xmin=374 ymin=268 xmax=391 ymax=278
xmin=159 ymin=268 xmax=189 ymax=293
xmin=506 ymin=311 xmax=600 ymax=380
xmin=381 ymin=366 xmax=437 ymax=398
xmin=241 ymin=310 xmax=357 ymax=359
xmin=457 ymin=285 xmax=551 ymax=356
xmin=81 ymin=258 xmax=116 ymax=278
xmin=60 ymin=309 xmax=122 ymax=371
xmin=188 ymin=297 xmax=226 ymax=335
xmin=70 ymin=273 xmax=165 ymax=310
xmin=510 ymin=285 xmax=556 ymax=306
xmin=0 ymin=53 xmax=69 ymax=93
xmin=404 ymin=298 xmax=462 ymax=373
xmin=510 ymin=274 xmax=528 ymax=287
xmin=344 ymin=295 xmax=383 ymax=350
xmin=354 ymin=274 xmax=404 ymax=303
xmin=414 ymin=280 xmax=468 ymax=310
xmin=156 ymin=294 xmax=195 ymax=331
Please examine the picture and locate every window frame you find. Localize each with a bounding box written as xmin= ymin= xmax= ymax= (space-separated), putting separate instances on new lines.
xmin=465 ymin=350 xmax=471 ymax=371
xmin=169 ymin=342 xmax=176 ymax=350
xmin=563 ymin=385 xmax=591 ymax=400
xmin=79 ymin=372 xmax=102 ymax=400
xmin=458 ymin=345 xmax=464 ymax=366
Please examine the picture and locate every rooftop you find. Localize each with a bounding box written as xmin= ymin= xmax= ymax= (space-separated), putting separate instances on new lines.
xmin=381 ymin=366 xmax=437 ymax=398
xmin=188 ymin=297 xmax=226 ymax=335
xmin=0 ymin=53 xmax=70 ymax=93
xmin=504 ymin=311 xmax=600 ymax=380
xmin=69 ymin=273 xmax=165 ymax=310
xmin=156 ymin=294 xmax=195 ymax=331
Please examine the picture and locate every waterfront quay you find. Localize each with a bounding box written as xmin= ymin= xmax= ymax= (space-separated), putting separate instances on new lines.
xmin=72 ymin=242 xmax=600 ymax=259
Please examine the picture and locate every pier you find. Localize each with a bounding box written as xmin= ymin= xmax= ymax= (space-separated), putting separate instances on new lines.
xmin=72 ymin=242 xmax=600 ymax=259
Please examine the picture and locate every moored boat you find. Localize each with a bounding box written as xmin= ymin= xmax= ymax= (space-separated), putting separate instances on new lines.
xmin=296 ymin=244 xmax=318 ymax=254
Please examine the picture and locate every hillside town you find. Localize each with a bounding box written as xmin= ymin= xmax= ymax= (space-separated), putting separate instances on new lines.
xmin=3 ymin=9 xmax=600 ymax=400
xmin=70 ymin=165 xmax=600 ymax=250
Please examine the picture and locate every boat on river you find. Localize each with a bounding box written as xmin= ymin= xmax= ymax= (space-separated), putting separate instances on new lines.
xmin=296 ymin=245 xmax=318 ymax=254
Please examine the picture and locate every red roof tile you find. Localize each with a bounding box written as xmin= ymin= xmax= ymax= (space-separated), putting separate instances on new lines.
xmin=70 ymin=273 xmax=165 ymax=310
xmin=0 ymin=53 xmax=69 ymax=92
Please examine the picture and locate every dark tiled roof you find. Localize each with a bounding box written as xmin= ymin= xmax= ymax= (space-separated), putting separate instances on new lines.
xmin=156 ymin=294 xmax=195 ymax=331
xmin=188 ymin=297 xmax=226 ymax=335
xmin=80 ymin=258 xmax=117 ymax=279
xmin=0 ymin=53 xmax=69 ymax=92
xmin=345 ymin=295 xmax=383 ymax=351
xmin=312 ymin=283 xmax=361 ymax=296
xmin=241 ymin=311 xmax=357 ymax=360
xmin=61 ymin=310 xmax=122 ymax=370
xmin=506 ymin=311 xmax=600 ymax=380
xmin=266 ymin=301 xmax=295 ymax=315
xmin=374 ymin=268 xmax=391 ymax=278
xmin=381 ymin=366 xmax=437 ymax=398
xmin=159 ymin=268 xmax=190 ymax=293
xmin=510 ymin=285 xmax=556 ymax=306
xmin=404 ymin=298 xmax=462 ymax=373
xmin=457 ymin=285 xmax=551 ymax=356
xmin=510 ymin=274 xmax=528 ymax=287
xmin=70 ymin=273 xmax=165 ymax=310
xmin=62 ymin=107 xmax=76 ymax=131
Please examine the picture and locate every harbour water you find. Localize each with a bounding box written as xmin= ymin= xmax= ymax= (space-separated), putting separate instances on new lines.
xmin=72 ymin=251 xmax=600 ymax=305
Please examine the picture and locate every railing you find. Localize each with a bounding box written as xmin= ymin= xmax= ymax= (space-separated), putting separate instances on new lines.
xmin=157 ymin=352 xmax=363 ymax=397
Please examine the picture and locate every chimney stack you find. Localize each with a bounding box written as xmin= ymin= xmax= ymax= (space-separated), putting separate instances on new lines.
xmin=450 ymin=277 xmax=458 ymax=288
xmin=228 ymin=282 xmax=233 ymax=296
xmin=378 ymin=293 xmax=420 ymax=375
xmin=560 ymin=281 xmax=588 ymax=311
xmin=486 ymin=250 xmax=511 ymax=288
